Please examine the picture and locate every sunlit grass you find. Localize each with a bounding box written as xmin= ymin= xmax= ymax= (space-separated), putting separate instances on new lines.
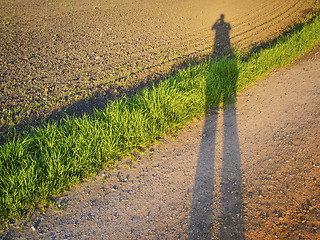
xmin=1 ymin=12 xmax=320 ymax=224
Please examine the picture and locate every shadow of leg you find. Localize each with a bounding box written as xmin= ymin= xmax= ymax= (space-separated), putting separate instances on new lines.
xmin=219 ymin=103 xmax=245 ymax=239
xmin=188 ymin=113 xmax=218 ymax=239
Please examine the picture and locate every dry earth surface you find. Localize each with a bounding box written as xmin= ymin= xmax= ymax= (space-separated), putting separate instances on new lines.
xmin=0 ymin=0 xmax=318 ymax=141
xmin=1 ymin=0 xmax=320 ymax=239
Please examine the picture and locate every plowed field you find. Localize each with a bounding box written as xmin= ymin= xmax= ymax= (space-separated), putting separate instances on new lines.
xmin=0 ymin=0 xmax=318 ymax=141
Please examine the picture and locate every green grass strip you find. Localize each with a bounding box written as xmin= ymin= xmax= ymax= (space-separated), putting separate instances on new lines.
xmin=1 ymin=13 xmax=320 ymax=223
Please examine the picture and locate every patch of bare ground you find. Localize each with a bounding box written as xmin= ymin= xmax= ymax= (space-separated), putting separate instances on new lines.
xmin=0 ymin=0 xmax=318 ymax=143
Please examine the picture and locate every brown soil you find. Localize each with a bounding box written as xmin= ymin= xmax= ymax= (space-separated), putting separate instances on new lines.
xmin=0 ymin=0 xmax=318 ymax=141
xmin=1 ymin=0 xmax=320 ymax=239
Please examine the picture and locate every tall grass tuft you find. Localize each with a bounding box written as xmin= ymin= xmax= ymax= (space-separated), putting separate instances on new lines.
xmin=1 ymin=13 xmax=320 ymax=223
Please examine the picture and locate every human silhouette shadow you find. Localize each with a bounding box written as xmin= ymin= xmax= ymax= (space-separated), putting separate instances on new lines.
xmin=188 ymin=14 xmax=244 ymax=239
xmin=212 ymin=14 xmax=232 ymax=58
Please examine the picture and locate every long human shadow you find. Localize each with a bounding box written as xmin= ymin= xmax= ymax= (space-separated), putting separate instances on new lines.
xmin=188 ymin=14 xmax=244 ymax=239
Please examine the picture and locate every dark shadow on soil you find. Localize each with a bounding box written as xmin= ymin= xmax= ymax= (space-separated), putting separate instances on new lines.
xmin=188 ymin=14 xmax=244 ymax=239
xmin=219 ymin=102 xmax=244 ymax=239
xmin=212 ymin=14 xmax=231 ymax=58
xmin=188 ymin=113 xmax=218 ymax=239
